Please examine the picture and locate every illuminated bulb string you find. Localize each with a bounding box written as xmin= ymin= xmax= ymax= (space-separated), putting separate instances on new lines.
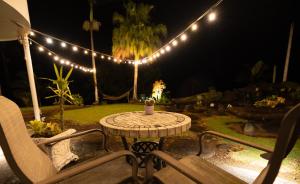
xmin=29 ymin=38 xmax=95 ymax=73
xmin=29 ymin=0 xmax=223 ymax=65
xmin=142 ymin=0 xmax=223 ymax=63
xmin=29 ymin=29 xmax=133 ymax=64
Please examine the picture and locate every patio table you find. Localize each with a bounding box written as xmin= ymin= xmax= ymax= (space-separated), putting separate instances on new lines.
xmin=99 ymin=111 xmax=191 ymax=167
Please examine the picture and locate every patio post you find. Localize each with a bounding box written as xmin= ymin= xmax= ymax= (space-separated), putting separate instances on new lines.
xmin=21 ymin=33 xmax=40 ymax=120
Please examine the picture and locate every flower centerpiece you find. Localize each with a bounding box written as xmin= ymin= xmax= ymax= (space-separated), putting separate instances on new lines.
xmin=144 ymin=98 xmax=155 ymax=115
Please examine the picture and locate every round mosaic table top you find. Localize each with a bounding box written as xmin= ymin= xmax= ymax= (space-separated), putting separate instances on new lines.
xmin=99 ymin=111 xmax=191 ymax=138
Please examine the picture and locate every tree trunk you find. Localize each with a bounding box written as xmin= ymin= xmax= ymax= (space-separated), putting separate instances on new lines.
xmin=60 ymin=95 xmax=64 ymax=130
xmin=283 ymin=22 xmax=294 ymax=82
xmin=90 ymin=27 xmax=99 ymax=104
xmin=133 ymin=64 xmax=139 ymax=101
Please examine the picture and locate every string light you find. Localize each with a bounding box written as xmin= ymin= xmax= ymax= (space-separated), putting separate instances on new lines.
xmin=72 ymin=46 xmax=78 ymax=52
xmin=30 ymin=39 xmax=94 ymax=72
xmin=208 ymin=12 xmax=216 ymax=22
xmin=29 ymin=0 xmax=223 ymax=66
xmin=60 ymin=42 xmax=67 ymax=48
xmin=141 ymin=0 xmax=223 ymax=62
xmin=191 ymin=24 xmax=198 ymax=31
xmin=166 ymin=45 xmax=171 ymax=52
xmin=180 ymin=34 xmax=187 ymax=41
xmin=45 ymin=38 xmax=53 ymax=44
xmin=38 ymin=46 xmax=44 ymax=52
xmin=172 ymin=40 xmax=178 ymax=47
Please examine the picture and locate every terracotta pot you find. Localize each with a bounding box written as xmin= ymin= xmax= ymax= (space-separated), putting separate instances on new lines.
xmin=144 ymin=105 xmax=154 ymax=115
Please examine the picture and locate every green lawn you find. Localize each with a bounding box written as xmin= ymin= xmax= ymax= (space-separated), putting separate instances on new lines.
xmin=203 ymin=115 xmax=300 ymax=165
xmin=56 ymin=104 xmax=162 ymax=125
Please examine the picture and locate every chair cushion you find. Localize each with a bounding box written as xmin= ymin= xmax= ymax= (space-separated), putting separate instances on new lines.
xmin=154 ymin=155 xmax=246 ymax=184
xmin=59 ymin=157 xmax=135 ymax=184
xmin=33 ymin=129 xmax=79 ymax=171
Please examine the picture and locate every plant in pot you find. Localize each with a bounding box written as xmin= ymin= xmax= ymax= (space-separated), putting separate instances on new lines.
xmin=144 ymin=98 xmax=155 ymax=115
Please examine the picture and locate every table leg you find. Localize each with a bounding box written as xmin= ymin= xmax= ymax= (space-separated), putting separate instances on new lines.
xmin=121 ymin=136 xmax=129 ymax=150
xmin=158 ymin=137 xmax=165 ymax=150
xmin=156 ymin=137 xmax=166 ymax=169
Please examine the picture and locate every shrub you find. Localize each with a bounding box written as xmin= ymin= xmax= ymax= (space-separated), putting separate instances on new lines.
xmin=254 ymin=95 xmax=285 ymax=108
xmin=28 ymin=120 xmax=62 ymax=138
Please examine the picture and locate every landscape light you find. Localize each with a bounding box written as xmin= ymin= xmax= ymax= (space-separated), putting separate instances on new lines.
xmin=60 ymin=42 xmax=67 ymax=48
xmin=208 ymin=12 xmax=216 ymax=21
xmin=191 ymin=24 xmax=198 ymax=31
xmin=72 ymin=46 xmax=78 ymax=51
xmin=180 ymin=34 xmax=187 ymax=41
xmin=45 ymin=38 xmax=53 ymax=44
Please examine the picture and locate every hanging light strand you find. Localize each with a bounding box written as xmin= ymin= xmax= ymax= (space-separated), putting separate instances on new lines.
xmin=29 ymin=38 xmax=95 ymax=73
xmin=143 ymin=0 xmax=223 ymax=62
xmin=29 ymin=29 xmax=133 ymax=64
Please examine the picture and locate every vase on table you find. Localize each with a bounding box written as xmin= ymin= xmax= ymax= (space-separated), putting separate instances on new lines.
xmin=144 ymin=98 xmax=155 ymax=115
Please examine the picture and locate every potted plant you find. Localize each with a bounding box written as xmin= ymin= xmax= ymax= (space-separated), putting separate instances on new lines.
xmin=144 ymin=98 xmax=155 ymax=115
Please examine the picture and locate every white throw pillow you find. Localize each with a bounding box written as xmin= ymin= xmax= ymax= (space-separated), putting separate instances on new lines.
xmin=33 ymin=129 xmax=79 ymax=171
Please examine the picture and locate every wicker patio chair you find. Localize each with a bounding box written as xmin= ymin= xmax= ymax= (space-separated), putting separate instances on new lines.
xmin=145 ymin=103 xmax=300 ymax=184
xmin=0 ymin=96 xmax=138 ymax=184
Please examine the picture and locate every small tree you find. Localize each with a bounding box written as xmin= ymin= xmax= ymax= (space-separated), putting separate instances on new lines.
xmin=43 ymin=64 xmax=74 ymax=130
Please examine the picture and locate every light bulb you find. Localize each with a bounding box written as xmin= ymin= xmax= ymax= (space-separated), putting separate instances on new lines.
xmin=66 ymin=60 xmax=70 ymax=65
xmin=54 ymin=56 xmax=59 ymax=61
xmin=46 ymin=38 xmax=53 ymax=44
xmin=60 ymin=59 xmax=65 ymax=64
xmin=75 ymin=65 xmax=78 ymax=68
xmin=72 ymin=46 xmax=78 ymax=51
xmin=180 ymin=34 xmax=187 ymax=41
xmin=93 ymin=52 xmax=97 ymax=56
xmin=48 ymin=52 xmax=52 ymax=56
xmin=101 ymin=55 xmax=105 ymax=59
xmin=166 ymin=45 xmax=171 ymax=52
xmin=160 ymin=49 xmax=165 ymax=54
xmin=108 ymin=57 xmax=111 ymax=60
xmin=208 ymin=12 xmax=216 ymax=22
xmin=84 ymin=50 xmax=88 ymax=54
xmin=29 ymin=31 xmax=35 ymax=36
xmin=61 ymin=42 xmax=67 ymax=48
xmin=172 ymin=40 xmax=178 ymax=46
xmin=38 ymin=46 xmax=44 ymax=52
xmin=191 ymin=24 xmax=198 ymax=31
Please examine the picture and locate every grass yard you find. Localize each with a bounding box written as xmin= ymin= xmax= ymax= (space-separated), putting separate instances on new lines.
xmin=203 ymin=115 xmax=300 ymax=169
xmin=56 ymin=104 xmax=162 ymax=125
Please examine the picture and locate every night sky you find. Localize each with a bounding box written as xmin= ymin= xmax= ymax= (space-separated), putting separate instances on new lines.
xmin=0 ymin=0 xmax=298 ymax=104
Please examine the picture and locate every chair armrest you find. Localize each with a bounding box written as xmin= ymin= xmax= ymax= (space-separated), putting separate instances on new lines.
xmin=145 ymin=150 xmax=204 ymax=184
xmin=197 ymin=131 xmax=273 ymax=156
xmin=36 ymin=150 xmax=138 ymax=184
xmin=37 ymin=129 xmax=108 ymax=151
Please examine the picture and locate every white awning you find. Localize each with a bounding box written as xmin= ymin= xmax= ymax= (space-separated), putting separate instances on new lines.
xmin=0 ymin=0 xmax=30 ymax=41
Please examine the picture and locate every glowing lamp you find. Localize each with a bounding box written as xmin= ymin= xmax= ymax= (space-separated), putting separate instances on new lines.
xmin=180 ymin=34 xmax=187 ymax=41
xmin=208 ymin=12 xmax=216 ymax=21
xmin=45 ymin=38 xmax=53 ymax=44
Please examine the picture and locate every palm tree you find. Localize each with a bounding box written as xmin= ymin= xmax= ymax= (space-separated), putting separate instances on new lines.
xmin=112 ymin=0 xmax=167 ymax=101
xmin=83 ymin=0 xmax=101 ymax=104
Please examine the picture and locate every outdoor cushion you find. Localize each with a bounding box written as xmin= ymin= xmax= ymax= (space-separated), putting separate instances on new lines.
xmin=154 ymin=155 xmax=246 ymax=184
xmin=33 ymin=129 xmax=79 ymax=171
